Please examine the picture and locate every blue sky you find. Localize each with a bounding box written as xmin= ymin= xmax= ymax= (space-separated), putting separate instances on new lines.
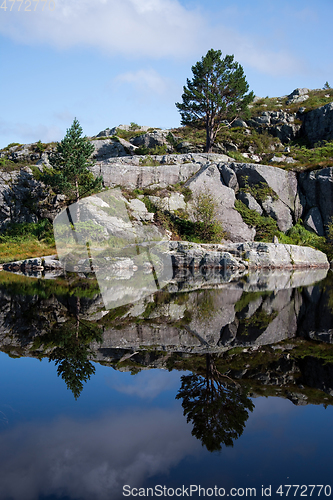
xmin=0 ymin=0 xmax=332 ymax=148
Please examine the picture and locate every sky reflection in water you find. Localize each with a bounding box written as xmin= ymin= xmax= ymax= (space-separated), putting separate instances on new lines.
xmin=0 ymin=353 xmax=332 ymax=500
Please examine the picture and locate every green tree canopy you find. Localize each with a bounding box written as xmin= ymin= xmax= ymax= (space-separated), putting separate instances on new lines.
xmin=176 ymin=49 xmax=254 ymax=153
xmin=41 ymin=118 xmax=103 ymax=208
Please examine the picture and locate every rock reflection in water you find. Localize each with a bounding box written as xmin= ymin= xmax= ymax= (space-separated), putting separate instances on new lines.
xmin=0 ymin=269 xmax=333 ymax=405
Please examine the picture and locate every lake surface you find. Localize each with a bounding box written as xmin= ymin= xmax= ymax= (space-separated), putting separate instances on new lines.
xmin=0 ymin=268 xmax=333 ymax=499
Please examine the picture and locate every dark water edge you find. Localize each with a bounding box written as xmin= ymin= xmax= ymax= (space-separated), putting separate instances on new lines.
xmin=0 ymin=269 xmax=333 ymax=499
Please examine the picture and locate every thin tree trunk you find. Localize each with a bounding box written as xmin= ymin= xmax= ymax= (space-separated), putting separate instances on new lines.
xmin=205 ymin=126 xmax=214 ymax=153
xmin=75 ymin=178 xmax=80 ymax=223
xmin=75 ymin=296 xmax=80 ymax=340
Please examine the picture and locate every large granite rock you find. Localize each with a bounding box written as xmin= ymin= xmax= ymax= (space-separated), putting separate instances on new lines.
xmin=286 ymin=88 xmax=309 ymax=104
xmin=91 ymin=161 xmax=200 ymax=189
xmin=221 ymin=241 xmax=329 ymax=269
xmin=168 ymin=241 xmax=329 ymax=270
xmin=184 ymin=163 xmax=256 ymax=242
xmin=224 ymin=162 xmax=301 ymax=230
xmin=90 ymin=138 xmax=135 ymax=159
xmin=130 ymin=130 xmax=175 ymax=153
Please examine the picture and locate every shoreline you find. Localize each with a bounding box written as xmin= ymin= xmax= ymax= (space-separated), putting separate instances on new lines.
xmin=1 ymin=241 xmax=329 ymax=275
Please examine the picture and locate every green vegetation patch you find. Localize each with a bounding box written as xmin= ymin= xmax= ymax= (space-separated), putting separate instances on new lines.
xmin=241 ymin=178 xmax=278 ymax=202
xmin=0 ymin=220 xmax=57 ymax=263
xmin=290 ymin=140 xmax=333 ymax=170
xmin=0 ymin=158 xmax=21 ymax=172
xmin=0 ymin=271 xmax=100 ymax=300
xmin=234 ymin=200 xmax=280 ymax=241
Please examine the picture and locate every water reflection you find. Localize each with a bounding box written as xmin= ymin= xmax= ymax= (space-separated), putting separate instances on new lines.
xmin=0 ymin=269 xmax=333 ymax=498
xmin=176 ymin=354 xmax=254 ymax=451
xmin=0 ymin=269 xmax=333 ymax=405
xmin=45 ymin=299 xmax=103 ymax=400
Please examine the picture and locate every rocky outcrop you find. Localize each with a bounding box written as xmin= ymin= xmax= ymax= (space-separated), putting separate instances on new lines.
xmin=184 ymin=163 xmax=256 ymax=242
xmin=247 ymin=110 xmax=301 ymax=143
xmin=299 ymin=166 xmax=333 ymax=235
xmin=88 ymin=157 xmax=308 ymax=241
xmin=129 ymin=130 xmax=173 ymax=152
xmin=301 ymin=102 xmax=333 ymax=145
xmin=286 ymin=88 xmax=310 ymax=105
xmin=2 ymin=151 xmax=333 ymax=240
xmin=95 ymin=124 xmax=151 ymax=137
xmin=0 ymin=167 xmax=49 ymax=226
xmin=169 ymin=241 xmax=329 ymax=270
xmin=91 ymin=158 xmax=201 ymax=189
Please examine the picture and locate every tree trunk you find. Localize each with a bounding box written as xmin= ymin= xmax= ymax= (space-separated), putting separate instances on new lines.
xmin=205 ymin=123 xmax=215 ymax=153
xmin=75 ymin=296 xmax=80 ymax=340
xmin=75 ymin=178 xmax=80 ymax=223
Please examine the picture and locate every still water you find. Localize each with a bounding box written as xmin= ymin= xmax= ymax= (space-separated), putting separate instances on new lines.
xmin=0 ymin=267 xmax=333 ymax=499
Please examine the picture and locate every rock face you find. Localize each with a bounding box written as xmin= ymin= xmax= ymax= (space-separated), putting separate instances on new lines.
xmin=302 ymin=102 xmax=333 ymax=145
xmin=226 ymin=162 xmax=301 ymax=231
xmin=247 ymin=110 xmax=301 ymax=143
xmin=185 ymin=164 xmax=256 ymax=242
xmin=286 ymin=88 xmax=310 ymax=104
xmin=91 ymin=160 xmax=200 ymax=189
xmin=0 ymin=167 xmax=50 ymax=227
xmin=299 ymin=166 xmax=333 ymax=235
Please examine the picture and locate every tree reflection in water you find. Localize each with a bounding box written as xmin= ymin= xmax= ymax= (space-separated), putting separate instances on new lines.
xmin=176 ymin=354 xmax=254 ymax=452
xmin=44 ymin=297 xmax=103 ymax=399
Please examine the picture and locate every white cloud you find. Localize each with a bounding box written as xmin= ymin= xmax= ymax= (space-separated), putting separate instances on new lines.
xmin=110 ymin=369 xmax=181 ymax=399
xmin=0 ymin=408 xmax=200 ymax=500
xmin=0 ymin=0 xmax=305 ymax=78
xmin=0 ymin=0 xmax=204 ymax=58
xmin=114 ymin=69 xmax=175 ymax=96
xmin=205 ymin=24 xmax=305 ymax=78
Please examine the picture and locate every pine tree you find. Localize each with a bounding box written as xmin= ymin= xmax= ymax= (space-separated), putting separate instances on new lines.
xmin=176 ymin=49 xmax=254 ymax=153
xmin=41 ymin=118 xmax=103 ymax=215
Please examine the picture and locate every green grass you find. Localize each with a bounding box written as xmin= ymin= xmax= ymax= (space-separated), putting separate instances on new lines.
xmin=0 ymin=220 xmax=56 ymax=263
xmin=289 ymin=140 xmax=333 ymax=170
